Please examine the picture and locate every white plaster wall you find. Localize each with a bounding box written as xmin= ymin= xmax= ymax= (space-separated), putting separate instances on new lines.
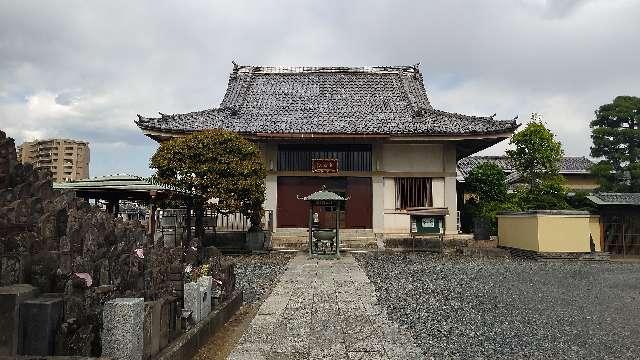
xmin=384 ymin=213 xmax=411 ymax=234
xmin=381 ymin=144 xmax=444 ymax=172
xmin=444 ymin=176 xmax=457 ymax=234
xmin=265 ymin=174 xmax=277 ymax=228
xmin=372 ymin=175 xmax=384 ymax=233
xmin=431 ymin=178 xmax=445 ymax=207
xmin=379 ymin=141 xmax=457 ymax=234
xmin=383 ymin=177 xmax=395 ymax=210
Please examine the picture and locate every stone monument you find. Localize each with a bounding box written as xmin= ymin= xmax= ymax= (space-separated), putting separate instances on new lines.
xmin=0 ymin=284 xmax=36 ymax=356
xmin=102 ymin=298 xmax=144 ymax=360
xmin=197 ymin=276 xmax=212 ymax=318
xmin=18 ymin=297 xmax=63 ymax=356
xmin=183 ymin=282 xmax=204 ymax=324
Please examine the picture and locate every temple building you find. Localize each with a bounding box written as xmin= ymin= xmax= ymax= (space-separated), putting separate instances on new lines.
xmin=135 ymin=64 xmax=518 ymax=244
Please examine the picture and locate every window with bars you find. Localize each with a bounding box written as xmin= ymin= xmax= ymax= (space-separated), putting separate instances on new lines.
xmin=277 ymin=144 xmax=372 ymax=172
xmin=394 ymin=177 xmax=432 ymax=210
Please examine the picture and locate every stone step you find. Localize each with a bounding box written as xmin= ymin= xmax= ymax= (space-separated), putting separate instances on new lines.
xmin=274 ymin=228 xmax=374 ymax=236
xmin=272 ymin=236 xmax=377 ymax=250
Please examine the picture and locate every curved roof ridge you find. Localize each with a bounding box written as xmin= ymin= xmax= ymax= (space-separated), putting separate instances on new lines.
xmin=232 ymin=64 xmax=421 ymax=74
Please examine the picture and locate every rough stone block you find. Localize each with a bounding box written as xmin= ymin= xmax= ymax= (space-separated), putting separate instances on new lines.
xmin=159 ymin=296 xmax=178 ymax=349
xmin=102 ymin=297 xmax=144 ymax=360
xmin=143 ymin=300 xmax=161 ymax=359
xmin=1 ymin=255 xmax=27 ymax=286
xmin=0 ymin=284 xmax=36 ymax=356
xmin=197 ymin=276 xmax=212 ymax=318
xmin=18 ymin=297 xmax=63 ymax=356
xmin=183 ymin=282 xmax=202 ymax=323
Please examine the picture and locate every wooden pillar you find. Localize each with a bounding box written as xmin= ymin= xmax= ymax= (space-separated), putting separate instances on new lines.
xmin=148 ymin=193 xmax=157 ymax=246
xmin=308 ymin=204 xmax=313 ymax=256
xmin=106 ymin=200 xmax=120 ymax=218
xmin=185 ymin=198 xmax=192 ymax=248
xmin=336 ymin=202 xmax=340 ymax=256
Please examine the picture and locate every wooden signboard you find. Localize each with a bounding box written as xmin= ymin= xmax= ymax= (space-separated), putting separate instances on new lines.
xmin=312 ymin=159 xmax=338 ymax=173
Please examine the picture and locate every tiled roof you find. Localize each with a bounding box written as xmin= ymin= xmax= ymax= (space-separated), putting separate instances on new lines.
xmin=300 ymin=189 xmax=347 ymax=201
xmin=136 ymin=65 xmax=518 ymax=136
xmin=457 ymin=156 xmax=594 ymax=179
xmin=53 ymin=174 xmax=191 ymax=195
xmin=587 ymin=193 xmax=640 ymax=206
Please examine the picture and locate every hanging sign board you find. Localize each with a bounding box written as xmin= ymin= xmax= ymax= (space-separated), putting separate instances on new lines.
xmin=312 ymin=159 xmax=338 ymax=173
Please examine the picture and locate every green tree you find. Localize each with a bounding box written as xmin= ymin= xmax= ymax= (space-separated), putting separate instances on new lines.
xmin=465 ymin=163 xmax=516 ymax=235
xmin=507 ymin=117 xmax=568 ymax=209
xmin=150 ymin=129 xmax=266 ymax=236
xmin=590 ymin=96 xmax=640 ymax=192
xmin=466 ymin=162 xmax=508 ymax=203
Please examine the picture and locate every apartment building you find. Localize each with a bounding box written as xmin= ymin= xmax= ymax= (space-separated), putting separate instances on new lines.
xmin=17 ymin=138 xmax=90 ymax=182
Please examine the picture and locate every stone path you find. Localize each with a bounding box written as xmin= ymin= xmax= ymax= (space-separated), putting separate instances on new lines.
xmin=228 ymin=253 xmax=424 ymax=359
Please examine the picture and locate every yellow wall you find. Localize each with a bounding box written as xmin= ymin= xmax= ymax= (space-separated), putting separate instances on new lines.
xmin=497 ymin=216 xmax=540 ymax=251
xmin=498 ymin=213 xmax=597 ymax=253
xmin=537 ymin=216 xmax=591 ymax=252
xmin=564 ymin=174 xmax=598 ymax=191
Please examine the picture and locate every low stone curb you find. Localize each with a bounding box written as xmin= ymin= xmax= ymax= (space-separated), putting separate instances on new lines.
xmin=154 ymin=290 xmax=243 ymax=360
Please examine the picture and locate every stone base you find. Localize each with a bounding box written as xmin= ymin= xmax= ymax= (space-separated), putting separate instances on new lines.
xmin=0 ymin=284 xmax=36 ymax=356
xmin=499 ymin=246 xmax=611 ymax=261
xmin=19 ymin=297 xmax=63 ymax=356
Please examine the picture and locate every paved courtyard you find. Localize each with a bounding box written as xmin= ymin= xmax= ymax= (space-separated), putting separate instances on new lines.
xmin=228 ymin=253 xmax=424 ymax=360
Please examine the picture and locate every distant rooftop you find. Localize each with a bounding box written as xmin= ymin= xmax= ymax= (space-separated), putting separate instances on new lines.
xmin=457 ymin=156 xmax=594 ymax=180
xmin=136 ymin=64 xmax=518 ymax=138
xmin=587 ymin=193 xmax=640 ymax=206
xmin=20 ymin=138 xmax=89 ymax=145
xmin=53 ymin=174 xmax=194 ymax=200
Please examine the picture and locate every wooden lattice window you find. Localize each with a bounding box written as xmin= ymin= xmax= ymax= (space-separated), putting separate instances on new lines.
xmin=395 ymin=177 xmax=432 ymax=209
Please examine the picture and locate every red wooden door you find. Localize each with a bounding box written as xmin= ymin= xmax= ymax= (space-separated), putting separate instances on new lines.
xmin=346 ymin=177 xmax=372 ymax=229
xmin=277 ymin=177 xmax=312 ymax=228
xmin=277 ymin=176 xmax=372 ymax=229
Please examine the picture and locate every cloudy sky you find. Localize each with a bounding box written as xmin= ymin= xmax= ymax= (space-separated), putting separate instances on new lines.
xmin=1 ymin=0 xmax=639 ymax=177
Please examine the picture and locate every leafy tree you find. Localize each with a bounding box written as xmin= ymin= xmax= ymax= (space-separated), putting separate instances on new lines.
xmin=590 ymin=96 xmax=640 ymax=192
xmin=513 ymin=178 xmax=568 ymax=210
xmin=466 ymin=162 xmax=508 ymax=203
xmin=150 ymin=129 xmax=266 ymax=237
xmin=507 ymin=118 xmax=568 ymax=209
xmin=566 ymin=190 xmax=597 ymax=212
xmin=465 ymin=163 xmax=517 ymax=236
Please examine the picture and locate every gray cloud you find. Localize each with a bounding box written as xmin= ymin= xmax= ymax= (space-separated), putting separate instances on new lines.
xmin=1 ymin=0 xmax=639 ymax=176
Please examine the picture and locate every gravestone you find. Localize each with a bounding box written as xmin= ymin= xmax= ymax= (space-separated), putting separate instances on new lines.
xmin=18 ymin=297 xmax=63 ymax=355
xmin=0 ymin=284 xmax=36 ymax=356
xmin=158 ymin=296 xmax=178 ymax=349
xmin=143 ymin=300 xmax=161 ymax=359
xmin=102 ymin=298 xmax=143 ymax=360
xmin=197 ymin=276 xmax=212 ymax=318
xmin=0 ymin=255 xmax=27 ymax=286
xmin=183 ymin=282 xmax=203 ymax=324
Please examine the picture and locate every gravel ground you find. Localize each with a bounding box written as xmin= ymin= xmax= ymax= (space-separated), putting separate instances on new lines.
xmin=225 ymin=251 xmax=294 ymax=304
xmin=354 ymin=253 xmax=640 ymax=359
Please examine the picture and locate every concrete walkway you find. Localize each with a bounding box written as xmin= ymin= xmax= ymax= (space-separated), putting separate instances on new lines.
xmin=228 ymin=253 xmax=424 ymax=359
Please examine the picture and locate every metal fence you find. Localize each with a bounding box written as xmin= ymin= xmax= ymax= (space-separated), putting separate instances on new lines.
xmin=603 ymin=214 xmax=640 ymax=256
xmin=157 ymin=208 xmax=273 ymax=235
